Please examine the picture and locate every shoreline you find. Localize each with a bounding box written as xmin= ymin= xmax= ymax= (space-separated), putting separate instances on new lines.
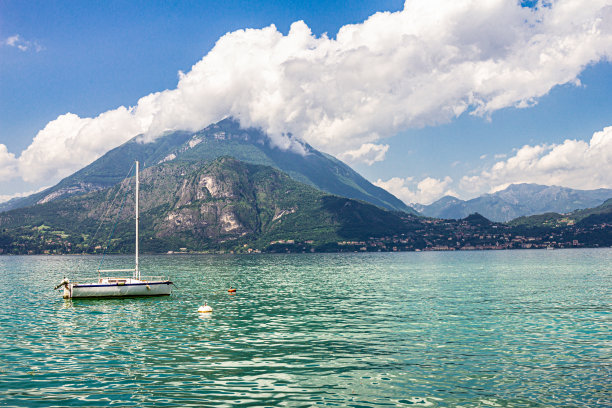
xmin=2 ymin=245 xmax=610 ymax=256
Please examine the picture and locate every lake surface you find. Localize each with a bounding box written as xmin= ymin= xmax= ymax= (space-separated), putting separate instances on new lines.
xmin=0 ymin=249 xmax=610 ymax=407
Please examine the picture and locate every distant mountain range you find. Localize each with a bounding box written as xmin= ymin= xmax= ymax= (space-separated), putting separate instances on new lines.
xmin=413 ymin=184 xmax=612 ymax=222
xmin=0 ymin=118 xmax=414 ymax=214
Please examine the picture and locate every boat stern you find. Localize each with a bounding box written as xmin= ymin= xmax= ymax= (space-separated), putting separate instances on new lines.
xmin=63 ymin=284 xmax=72 ymax=299
xmin=54 ymin=277 xmax=72 ymax=299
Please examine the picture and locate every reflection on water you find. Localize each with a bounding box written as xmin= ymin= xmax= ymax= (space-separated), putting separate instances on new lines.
xmin=0 ymin=249 xmax=610 ymax=407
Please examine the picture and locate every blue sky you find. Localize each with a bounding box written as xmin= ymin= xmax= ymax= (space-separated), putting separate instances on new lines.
xmin=1 ymin=0 xmax=611 ymax=204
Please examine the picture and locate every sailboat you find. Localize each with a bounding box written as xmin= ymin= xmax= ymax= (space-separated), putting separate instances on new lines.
xmin=56 ymin=161 xmax=173 ymax=299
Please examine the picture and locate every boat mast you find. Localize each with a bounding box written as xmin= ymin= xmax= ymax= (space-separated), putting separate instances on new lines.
xmin=135 ymin=160 xmax=140 ymax=280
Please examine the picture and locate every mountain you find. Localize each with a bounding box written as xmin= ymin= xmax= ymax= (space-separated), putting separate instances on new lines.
xmin=461 ymin=212 xmax=493 ymax=226
xmin=416 ymin=184 xmax=612 ymax=222
xmin=0 ymin=157 xmax=414 ymax=253
xmin=412 ymin=195 xmax=466 ymax=217
xmin=0 ymin=118 xmax=415 ymax=214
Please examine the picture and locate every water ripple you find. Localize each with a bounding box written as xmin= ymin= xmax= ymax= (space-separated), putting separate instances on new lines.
xmin=0 ymin=249 xmax=610 ymax=406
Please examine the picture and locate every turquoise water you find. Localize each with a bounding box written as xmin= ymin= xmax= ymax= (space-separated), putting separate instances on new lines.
xmin=0 ymin=249 xmax=610 ymax=407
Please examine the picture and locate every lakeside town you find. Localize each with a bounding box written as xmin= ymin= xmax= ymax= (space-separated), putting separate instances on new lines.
xmin=264 ymin=213 xmax=610 ymax=253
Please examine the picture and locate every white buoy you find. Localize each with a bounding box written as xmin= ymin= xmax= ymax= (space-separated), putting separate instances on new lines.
xmin=198 ymin=303 xmax=213 ymax=313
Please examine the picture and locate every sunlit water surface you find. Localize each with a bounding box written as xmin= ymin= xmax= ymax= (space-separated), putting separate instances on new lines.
xmin=0 ymin=249 xmax=610 ymax=407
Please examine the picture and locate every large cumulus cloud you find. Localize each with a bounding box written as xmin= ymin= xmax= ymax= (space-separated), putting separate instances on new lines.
xmin=461 ymin=125 xmax=612 ymax=194
xmin=3 ymin=0 xmax=612 ymax=185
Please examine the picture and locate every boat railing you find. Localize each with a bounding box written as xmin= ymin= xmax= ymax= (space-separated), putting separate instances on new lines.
xmin=97 ymin=269 xmax=169 ymax=281
xmin=95 ymin=275 xmax=170 ymax=283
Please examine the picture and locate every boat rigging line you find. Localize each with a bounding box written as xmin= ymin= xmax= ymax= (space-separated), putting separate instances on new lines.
xmin=89 ymin=163 xmax=135 ymax=250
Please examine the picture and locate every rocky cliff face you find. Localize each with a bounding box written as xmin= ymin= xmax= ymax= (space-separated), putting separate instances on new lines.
xmin=120 ymin=157 xmax=353 ymax=246
xmin=154 ymin=158 xmax=267 ymax=239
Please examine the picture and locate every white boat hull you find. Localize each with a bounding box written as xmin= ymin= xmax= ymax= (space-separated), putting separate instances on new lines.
xmin=63 ymin=280 xmax=172 ymax=299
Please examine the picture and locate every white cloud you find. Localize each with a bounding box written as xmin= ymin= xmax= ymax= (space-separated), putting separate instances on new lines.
xmin=460 ymin=125 xmax=612 ymax=194
xmin=375 ymin=176 xmax=455 ymax=205
xmin=18 ymin=108 xmax=144 ymax=183
xmin=2 ymin=0 xmax=612 ymax=186
xmin=0 ymin=144 xmax=18 ymax=179
xmin=4 ymin=34 xmax=42 ymax=52
xmin=0 ymin=186 xmax=49 ymax=204
xmin=338 ymin=143 xmax=389 ymax=165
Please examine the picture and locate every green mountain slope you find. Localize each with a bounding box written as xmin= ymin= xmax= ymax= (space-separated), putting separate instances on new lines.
xmin=507 ymin=198 xmax=612 ymax=227
xmin=0 ymin=118 xmax=414 ymax=214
